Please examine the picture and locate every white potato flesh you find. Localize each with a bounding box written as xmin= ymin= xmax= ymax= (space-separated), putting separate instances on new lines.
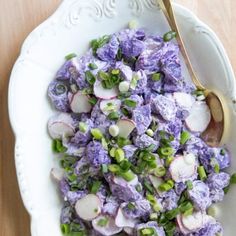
xmin=116 ymin=119 xmax=136 ymax=138
xmin=185 ymin=101 xmax=211 ymax=132
xmin=75 ymin=194 xmax=102 ymax=221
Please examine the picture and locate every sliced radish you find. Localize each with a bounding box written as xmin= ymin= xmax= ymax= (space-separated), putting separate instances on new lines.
xmin=94 ymin=80 xmax=119 ymax=99
xmin=48 ymin=113 xmax=75 ymax=139
xmin=173 ymin=92 xmax=195 ymax=108
xmin=69 ymin=91 xmax=92 ymax=113
xmin=75 ymin=194 xmax=102 ymax=221
xmin=176 ymin=215 xmax=192 ymax=235
xmin=116 ymin=119 xmax=136 ymax=138
xmin=100 ymin=99 xmax=121 ymax=115
xmin=124 ymin=227 xmax=134 ymax=235
xmin=169 ymin=153 xmax=197 ymax=183
xmin=149 ymin=175 xmax=164 ymax=196
xmin=112 ymin=175 xmax=138 ymax=186
xmin=92 ymin=214 xmax=122 ymax=236
xmin=181 ymin=211 xmax=204 ymax=231
xmin=185 ymin=101 xmax=211 ymax=132
xmin=115 ymin=206 xmax=138 ymax=228
xmin=50 ymin=168 xmax=64 ymax=182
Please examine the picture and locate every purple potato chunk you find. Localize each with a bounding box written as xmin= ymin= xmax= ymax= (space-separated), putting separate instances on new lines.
xmin=132 ymin=104 xmax=152 ymax=135
xmin=48 ymin=80 xmax=70 ymax=112
xmin=133 ymin=134 xmax=159 ymax=151
xmin=86 ymin=141 xmax=111 ymax=168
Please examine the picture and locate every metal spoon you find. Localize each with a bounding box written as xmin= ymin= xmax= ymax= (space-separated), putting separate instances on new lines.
xmin=158 ymin=0 xmax=229 ymax=147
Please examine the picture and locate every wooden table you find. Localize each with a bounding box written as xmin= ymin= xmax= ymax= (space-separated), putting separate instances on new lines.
xmin=0 ymin=0 xmax=235 ymax=235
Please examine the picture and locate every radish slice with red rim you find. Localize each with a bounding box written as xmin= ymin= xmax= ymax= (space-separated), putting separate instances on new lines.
xmin=116 ymin=119 xmax=136 ymax=138
xmin=169 ymin=153 xmax=197 ymax=183
xmin=48 ymin=113 xmax=75 ymax=139
xmin=94 ymin=80 xmax=119 ymax=99
xmin=75 ymin=194 xmax=102 ymax=221
xmin=92 ymin=214 xmax=122 ymax=236
xmin=50 ymin=168 xmax=64 ymax=182
xmin=100 ymin=99 xmax=121 ymax=115
xmin=69 ymin=91 xmax=92 ymax=113
xmin=185 ymin=101 xmax=211 ymax=132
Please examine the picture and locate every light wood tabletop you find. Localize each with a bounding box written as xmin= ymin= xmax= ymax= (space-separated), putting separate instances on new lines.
xmin=0 ymin=0 xmax=235 ymax=235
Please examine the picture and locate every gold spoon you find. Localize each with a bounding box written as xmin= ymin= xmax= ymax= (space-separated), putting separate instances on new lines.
xmin=158 ymin=0 xmax=229 ymax=147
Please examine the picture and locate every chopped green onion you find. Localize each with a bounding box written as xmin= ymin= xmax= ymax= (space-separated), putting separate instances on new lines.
xmin=198 ymin=166 xmax=207 ymax=181
xmin=121 ymin=107 xmax=130 ymax=116
xmin=78 ymin=122 xmax=88 ymax=133
xmin=180 ymin=131 xmax=190 ymax=145
xmin=101 ymin=164 xmax=108 ymax=173
xmin=151 ymin=73 xmax=161 ymax=81
xmin=153 ymin=166 xmax=166 ymax=177
xmin=193 ymin=89 xmax=204 ymax=97
xmin=115 ymin=148 xmax=125 ymax=163
xmin=97 ymin=217 xmax=109 ymax=227
xmin=220 ymin=149 xmax=226 ymax=155
xmin=108 ymin=111 xmax=119 ymax=120
xmin=65 ymin=53 xmax=77 ymax=60
xmin=101 ymin=138 xmax=108 ymax=150
xmin=146 ymin=129 xmax=154 ymax=137
xmin=61 ymin=224 xmax=70 ymax=234
xmin=165 ymin=156 xmax=174 ymax=167
xmin=85 ymin=71 xmax=96 ymax=85
xmin=119 ymin=159 xmax=131 ymax=172
xmin=111 ymin=69 xmax=120 ymax=75
xmin=90 ymin=35 xmax=111 ymax=55
xmin=130 ymin=76 xmax=138 ymax=90
xmin=127 ymin=202 xmax=136 ymax=210
xmin=214 ymin=163 xmax=220 ymax=173
xmin=143 ymin=180 xmax=154 ymax=194
xmin=91 ymin=180 xmax=101 ymax=194
xmin=124 ymin=99 xmax=137 ymax=108
xmin=135 ymin=184 xmax=142 ymax=192
xmin=158 ymin=180 xmax=174 ymax=192
xmin=230 ymin=173 xmax=236 ymax=184
xmin=149 ymin=213 xmax=158 ymax=220
xmin=120 ymin=170 xmax=135 ymax=181
xmin=91 ymin=128 xmax=103 ymax=140
xmin=186 ymin=180 xmax=193 ymax=190
xmin=108 ymin=164 xmax=121 ymax=173
xmin=179 ymin=201 xmax=193 ymax=214
xmin=109 ymin=147 xmax=116 ymax=157
xmin=98 ymin=71 xmax=110 ymax=80
xmin=52 ymin=139 xmax=67 ymax=153
xmin=140 ymin=228 xmax=155 ymax=235
xmin=158 ymin=147 xmax=174 ymax=158
xmin=117 ymin=137 xmax=131 ymax=147
xmin=88 ymin=63 xmax=98 ymax=70
xmin=146 ymin=194 xmax=156 ymax=205
xmin=183 ymin=207 xmax=193 ymax=217
xmin=88 ymin=97 xmax=97 ymax=106
xmin=164 ymin=222 xmax=176 ymax=235
xmin=142 ymin=154 xmax=155 ymax=162
xmin=165 ymin=208 xmax=180 ymax=220
xmin=116 ymin=48 xmax=122 ymax=60
xmin=163 ymin=31 xmax=177 ymax=42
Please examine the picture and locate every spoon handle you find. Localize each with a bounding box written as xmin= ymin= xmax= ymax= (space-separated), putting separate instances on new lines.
xmin=158 ymin=0 xmax=205 ymax=90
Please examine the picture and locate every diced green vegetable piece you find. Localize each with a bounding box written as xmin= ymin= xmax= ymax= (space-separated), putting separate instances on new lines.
xmin=88 ymin=97 xmax=97 ymax=106
xmin=65 ymin=53 xmax=77 ymax=60
xmin=97 ymin=217 xmax=109 ymax=227
xmin=115 ymin=148 xmax=125 ymax=163
xmin=108 ymin=111 xmax=119 ymax=120
xmin=120 ymin=170 xmax=135 ymax=181
xmin=52 ymin=139 xmax=67 ymax=153
xmin=198 ymin=166 xmax=207 ymax=181
xmin=180 ymin=131 xmax=190 ymax=145
xmin=151 ymin=73 xmax=161 ymax=81
xmin=91 ymin=128 xmax=103 ymax=140
xmin=61 ymin=224 xmax=70 ymax=234
xmin=85 ymin=71 xmax=96 ymax=85
xmin=123 ymin=99 xmax=137 ymax=108
xmin=91 ymin=180 xmax=102 ymax=194
xmin=101 ymin=164 xmax=108 ymax=173
xmin=88 ymin=63 xmax=98 ymax=70
xmin=163 ymin=31 xmax=177 ymax=42
xmin=78 ymin=122 xmax=88 ymax=133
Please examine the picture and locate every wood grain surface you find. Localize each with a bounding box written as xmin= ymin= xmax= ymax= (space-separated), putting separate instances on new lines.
xmin=0 ymin=0 xmax=235 ymax=235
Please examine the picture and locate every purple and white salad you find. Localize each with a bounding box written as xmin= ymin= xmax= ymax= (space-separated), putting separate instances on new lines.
xmin=48 ymin=27 xmax=236 ymax=236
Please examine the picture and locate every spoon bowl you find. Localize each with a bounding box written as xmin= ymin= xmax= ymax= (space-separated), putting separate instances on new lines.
xmin=158 ymin=0 xmax=229 ymax=146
